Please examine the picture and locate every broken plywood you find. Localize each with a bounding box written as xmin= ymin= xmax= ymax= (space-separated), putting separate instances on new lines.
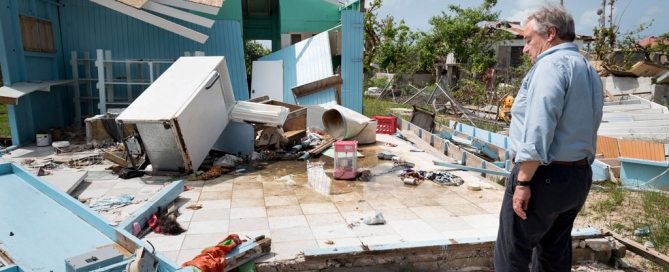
xmin=597 ymin=135 xmax=621 ymax=158
xmin=118 ymin=0 xmax=148 ymax=8
xmin=184 ymin=0 xmax=223 ymax=7
xmin=630 ymin=61 xmax=669 ymax=77
xmin=40 ymin=170 xmax=87 ymax=194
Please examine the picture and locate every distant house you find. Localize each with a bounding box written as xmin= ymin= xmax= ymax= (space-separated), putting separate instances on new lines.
xmin=487 ymin=21 xmax=594 ymax=71
xmin=0 ymin=0 xmax=363 ymax=146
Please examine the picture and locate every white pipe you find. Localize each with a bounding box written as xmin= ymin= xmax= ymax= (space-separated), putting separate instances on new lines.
xmin=322 ymin=105 xmax=376 ymax=144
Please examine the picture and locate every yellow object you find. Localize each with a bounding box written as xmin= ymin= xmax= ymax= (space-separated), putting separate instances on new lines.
xmin=497 ymin=95 xmax=514 ymax=123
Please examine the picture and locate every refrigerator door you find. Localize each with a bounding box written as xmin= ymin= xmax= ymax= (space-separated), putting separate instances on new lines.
xmin=174 ymin=69 xmax=229 ymax=172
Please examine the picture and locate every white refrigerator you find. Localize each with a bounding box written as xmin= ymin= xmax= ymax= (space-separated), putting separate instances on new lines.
xmin=117 ymin=57 xmax=236 ymax=173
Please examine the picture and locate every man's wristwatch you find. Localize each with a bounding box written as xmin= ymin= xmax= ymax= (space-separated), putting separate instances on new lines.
xmin=516 ymin=181 xmax=531 ymax=187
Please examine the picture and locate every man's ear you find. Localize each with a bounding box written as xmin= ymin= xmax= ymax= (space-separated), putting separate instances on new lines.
xmin=547 ymin=27 xmax=557 ymax=41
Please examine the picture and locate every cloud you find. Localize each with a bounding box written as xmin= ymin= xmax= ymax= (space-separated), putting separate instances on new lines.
xmin=506 ymin=8 xmax=534 ymax=23
xmin=503 ymin=0 xmax=560 ymax=24
xmin=645 ymin=6 xmax=660 ymax=17
xmin=577 ymin=9 xmax=599 ymax=35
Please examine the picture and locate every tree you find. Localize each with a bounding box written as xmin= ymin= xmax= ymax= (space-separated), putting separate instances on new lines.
xmin=363 ymin=0 xmax=382 ymax=77
xmin=423 ymin=0 xmax=510 ymax=76
xmin=373 ymin=16 xmax=419 ymax=73
xmin=244 ymin=40 xmax=271 ymax=77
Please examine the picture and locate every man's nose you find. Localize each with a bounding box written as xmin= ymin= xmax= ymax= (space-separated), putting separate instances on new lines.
xmin=523 ymin=44 xmax=530 ymax=55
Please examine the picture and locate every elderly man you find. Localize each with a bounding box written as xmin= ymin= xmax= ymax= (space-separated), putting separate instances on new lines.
xmin=494 ymin=5 xmax=603 ymax=272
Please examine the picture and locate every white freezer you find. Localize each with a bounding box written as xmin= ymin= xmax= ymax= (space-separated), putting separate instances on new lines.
xmin=117 ymin=56 xmax=236 ymax=173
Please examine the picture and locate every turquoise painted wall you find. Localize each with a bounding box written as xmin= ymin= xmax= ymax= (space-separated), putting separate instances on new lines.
xmin=260 ymin=32 xmax=337 ymax=106
xmin=1 ymin=0 xmax=249 ymax=145
xmin=279 ymin=0 xmax=341 ymax=33
xmin=340 ymin=10 xmax=363 ymax=112
xmin=214 ymin=0 xmax=242 ymax=22
xmin=258 ymin=10 xmax=364 ymax=111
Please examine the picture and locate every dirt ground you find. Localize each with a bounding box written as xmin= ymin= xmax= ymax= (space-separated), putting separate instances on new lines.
xmin=575 ymin=185 xmax=668 ymax=272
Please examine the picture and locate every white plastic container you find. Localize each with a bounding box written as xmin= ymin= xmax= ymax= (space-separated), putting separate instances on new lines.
xmin=36 ymin=134 xmax=52 ymax=147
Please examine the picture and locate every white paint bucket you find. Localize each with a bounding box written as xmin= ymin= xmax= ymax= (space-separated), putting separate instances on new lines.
xmin=36 ymin=134 xmax=52 ymax=147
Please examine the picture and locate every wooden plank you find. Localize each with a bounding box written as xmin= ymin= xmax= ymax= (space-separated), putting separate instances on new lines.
xmin=291 ymin=75 xmax=342 ymax=98
xmin=630 ymin=61 xmax=668 ymax=77
xmin=185 ymin=0 xmax=223 ymax=7
xmin=103 ymin=151 xmax=129 ymax=166
xmin=224 ymin=237 xmax=272 ymax=271
xmin=657 ymin=71 xmax=669 ymax=84
xmin=596 ymin=135 xmax=620 ymax=158
xmin=603 ymin=228 xmax=669 ymax=269
xmin=118 ymin=0 xmax=149 ymax=8
xmin=151 ymin=0 xmax=220 ymax=14
xmin=91 ymin=0 xmax=208 ymax=43
xmin=143 ymin=1 xmax=215 ymax=28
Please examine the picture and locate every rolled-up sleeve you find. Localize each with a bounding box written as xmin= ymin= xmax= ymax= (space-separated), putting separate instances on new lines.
xmin=514 ymin=61 xmax=567 ymax=165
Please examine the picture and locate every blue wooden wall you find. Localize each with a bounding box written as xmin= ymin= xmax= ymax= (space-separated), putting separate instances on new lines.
xmin=341 ymin=10 xmax=363 ymax=113
xmin=259 ymin=10 xmax=363 ymax=111
xmin=0 ymin=0 xmax=248 ymax=145
xmin=260 ymin=32 xmax=337 ymax=106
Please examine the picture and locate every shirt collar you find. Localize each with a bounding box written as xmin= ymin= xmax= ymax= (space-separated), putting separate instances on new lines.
xmin=536 ymin=42 xmax=578 ymax=62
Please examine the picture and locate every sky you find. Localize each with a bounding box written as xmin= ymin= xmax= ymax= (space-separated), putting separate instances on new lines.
xmin=374 ymin=0 xmax=669 ymax=37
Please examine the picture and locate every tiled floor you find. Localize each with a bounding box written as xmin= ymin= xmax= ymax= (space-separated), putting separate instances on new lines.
xmin=3 ymin=136 xmax=505 ymax=265
xmin=140 ymin=134 xmax=505 ymax=264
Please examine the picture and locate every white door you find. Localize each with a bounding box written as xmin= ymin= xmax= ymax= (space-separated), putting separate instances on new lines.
xmin=251 ymin=60 xmax=283 ymax=101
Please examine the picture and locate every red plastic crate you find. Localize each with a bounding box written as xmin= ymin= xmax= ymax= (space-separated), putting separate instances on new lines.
xmin=372 ymin=115 xmax=397 ymax=134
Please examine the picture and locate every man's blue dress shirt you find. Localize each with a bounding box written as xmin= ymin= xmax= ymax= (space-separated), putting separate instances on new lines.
xmin=509 ymin=42 xmax=603 ymax=165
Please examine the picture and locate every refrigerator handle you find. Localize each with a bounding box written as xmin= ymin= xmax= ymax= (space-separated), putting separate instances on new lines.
xmin=205 ymin=71 xmax=221 ymax=90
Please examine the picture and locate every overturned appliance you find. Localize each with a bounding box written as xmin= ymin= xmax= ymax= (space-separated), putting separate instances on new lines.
xmin=117 ymin=57 xmax=236 ymax=173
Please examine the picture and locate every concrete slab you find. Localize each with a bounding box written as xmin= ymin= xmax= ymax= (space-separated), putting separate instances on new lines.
xmin=40 ymin=170 xmax=88 ymax=194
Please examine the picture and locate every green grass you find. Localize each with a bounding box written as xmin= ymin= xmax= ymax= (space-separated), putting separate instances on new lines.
xmin=593 ymin=186 xmax=626 ymax=212
xmin=362 ymin=95 xmax=411 ymax=117
xmin=641 ymin=191 xmax=669 ymax=253
xmin=587 ymin=184 xmax=669 ymax=258
xmin=0 ymin=104 xmax=9 ymax=137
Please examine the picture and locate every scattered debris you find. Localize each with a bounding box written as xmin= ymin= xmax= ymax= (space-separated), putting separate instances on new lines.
xmin=200 ymin=165 xmax=224 ymax=180
xmin=147 ymin=206 xmax=185 ymax=235
xmin=427 ymin=171 xmax=465 ymax=186
xmin=402 ymin=177 xmax=422 ymax=185
xmin=377 ymin=150 xmax=397 ymax=160
xmin=51 ymin=141 xmax=71 ymax=153
xmin=467 ymin=183 xmax=482 ymax=191
xmin=89 ymin=194 xmax=134 ymax=211
xmin=37 ymin=167 xmax=49 ymax=176
xmin=118 ymin=168 xmax=144 ymax=179
xmin=186 ymin=203 xmax=203 ymax=210
xmin=363 ymin=211 xmax=386 ymax=225
xmin=634 ymin=225 xmax=651 ymax=237
xmin=356 ymin=169 xmax=372 ymax=181
xmin=324 ymin=240 xmax=335 ymax=245
xmin=102 ymin=151 xmax=128 ymax=167
xmin=21 ymin=159 xmax=35 ymax=165
xmin=643 ymin=241 xmax=655 ymax=249
xmin=182 ymin=234 xmax=243 ymax=271
xmin=393 ymin=131 xmax=408 ymax=141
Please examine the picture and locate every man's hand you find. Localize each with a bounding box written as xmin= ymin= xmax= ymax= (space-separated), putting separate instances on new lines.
xmin=513 ymin=186 xmax=531 ymax=220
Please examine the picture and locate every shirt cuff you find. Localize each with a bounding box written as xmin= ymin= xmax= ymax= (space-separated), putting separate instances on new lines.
xmin=513 ymin=142 xmax=547 ymax=165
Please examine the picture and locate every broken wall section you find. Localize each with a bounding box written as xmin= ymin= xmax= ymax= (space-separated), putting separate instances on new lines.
xmin=257 ymin=10 xmax=363 ymax=112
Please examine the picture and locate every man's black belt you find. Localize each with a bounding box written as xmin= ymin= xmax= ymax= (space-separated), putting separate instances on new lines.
xmin=549 ymin=158 xmax=588 ymax=166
